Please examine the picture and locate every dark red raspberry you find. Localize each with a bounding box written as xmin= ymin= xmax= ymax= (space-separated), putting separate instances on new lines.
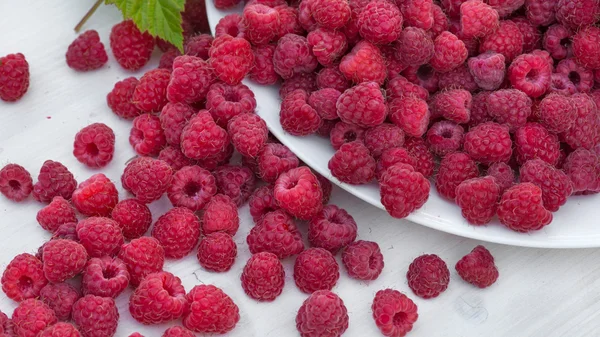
xmin=228 ymin=113 xmax=267 ymax=158
xmin=183 ymin=285 xmax=239 ymax=333
xmin=1 ymin=253 xmax=47 ymax=302
xmin=381 ymin=163 xmax=430 ymax=218
xmin=36 ymin=196 xmax=76 ymax=232
xmin=357 ymin=0 xmax=403 ymax=44
xmin=468 ymin=51 xmax=506 ymax=91
xmin=463 ymin=122 xmax=512 ymax=165
xmin=39 ymin=283 xmax=80 ymax=321
xmin=455 ymin=176 xmax=500 ymax=225
xmin=515 ymin=123 xmax=561 ymax=166
xmin=41 ymin=239 xmax=87 ymax=283
xmin=107 ymin=77 xmax=141 ymax=119
xmin=197 ymin=232 xmax=237 ymax=272
xmin=430 ymin=3 xmax=450 ymax=37
xmin=337 ymin=81 xmax=387 ymax=127
xmin=76 ymin=217 xmax=124 ymax=258
xmin=132 ymin=68 xmax=170 ymax=113
xmin=250 ymin=44 xmax=279 ymax=85
xmin=487 ymin=89 xmax=532 ymax=131
xmin=111 ymin=199 xmax=152 ymax=240
xmin=426 ymin=120 xmax=464 ymax=157
xmin=537 ymin=93 xmax=575 ymax=133
xmin=403 ymin=138 xmax=433 ymax=178
xmin=52 ymin=222 xmax=79 ymax=241
xmin=65 ymin=30 xmax=108 ymax=71
xmin=167 ymin=165 xmax=216 ymax=211
xmin=159 ymin=146 xmax=196 ymax=171
xmin=563 ymin=148 xmax=600 ymax=193
xmin=168 ymin=55 xmax=215 ymax=104
xmin=376 ymin=147 xmax=418 ymax=179
xmin=308 ymin=205 xmax=357 ymax=253
xmin=38 ymin=323 xmax=80 ymax=337
xmin=185 ymin=34 xmax=213 ymax=59
xmin=455 ymin=245 xmax=499 ymax=288
xmin=436 ymin=152 xmax=479 ymax=200
xmin=430 ymin=31 xmax=468 ymax=73
xmin=508 ymin=53 xmax=552 ymax=98
xmin=12 ymin=299 xmax=57 ymax=337
xmin=307 ymin=28 xmax=348 ymax=67
xmin=72 ymin=295 xmax=118 ymax=337
xmin=562 ymin=93 xmax=600 ymax=150
xmin=130 ymin=113 xmax=167 ymax=156
xmin=556 ymin=0 xmax=600 ymax=30
xmin=280 ymin=73 xmax=318 ymax=99
xmin=437 ymin=63 xmax=476 ymax=92
xmin=317 ymin=119 xmax=338 ymax=137
xmin=402 ymin=64 xmax=440 ymax=93
xmin=294 ymin=248 xmax=339 ymax=293
xmin=316 ymin=67 xmax=351 ymax=92
xmin=202 ymin=194 xmax=239 ymax=235
xmin=214 ymin=14 xmax=246 ymax=39
xmin=0 ymin=164 xmax=32 ymax=202
xmin=296 ymin=290 xmax=348 ymax=337
xmin=459 ymin=0 xmax=499 ymax=39
xmin=486 ymin=162 xmax=515 ymax=193
xmin=372 ymin=289 xmax=418 ymax=337
xmin=206 ymin=83 xmax=256 ymax=128
xmin=181 ymin=111 xmax=229 ymax=160
xmin=273 ymin=34 xmax=318 ymax=80
xmin=152 ymin=207 xmax=201 ymax=259
xmin=213 ymin=164 xmax=256 ymax=206
xmin=129 ymin=271 xmax=187 ymax=324
xmin=33 ymin=160 xmax=77 ymax=203
xmin=122 ymin=157 xmax=173 ymax=204
xmin=110 ymin=20 xmax=154 ymax=71
xmin=362 ymin=123 xmax=405 ymax=158
xmin=386 ymin=75 xmax=429 ymax=101
xmin=247 ymin=210 xmax=305 ymax=258
xmin=280 ymin=89 xmax=322 ymax=135
xmin=248 ymin=185 xmax=279 ymax=222
xmin=543 ymin=24 xmax=573 ymax=61
xmin=487 ymin=0 xmax=524 ymax=17
xmin=520 ymin=159 xmax=573 ymax=212
xmin=341 ymin=240 xmax=384 ymax=281
xmin=328 ymin=141 xmax=376 ymax=184
xmin=72 ymin=173 xmax=118 ymax=217
xmin=118 ymin=237 xmax=165 ymax=287
xmin=468 ymin=91 xmax=493 ymax=127
xmin=160 ymin=103 xmax=196 ymax=146
xmin=407 ymin=254 xmax=449 ymax=299
xmin=399 ymin=0 xmax=434 ymax=30
xmin=339 ymin=40 xmax=386 ymax=85
xmin=82 ymin=257 xmax=129 ymax=298
xmin=498 ymin=183 xmax=553 ymax=232
xmin=574 ymin=26 xmax=600 ymax=70
xmin=479 ymin=20 xmax=523 ymax=62
xmin=73 ymin=123 xmax=115 ymax=168
xmin=395 ymin=27 xmax=433 ymax=67
xmin=308 ymin=88 xmax=341 ymax=121
xmin=556 ymin=58 xmax=594 ymax=93
xmin=243 ymin=4 xmax=281 ymax=45
xmin=159 ymin=48 xmax=181 ymax=70
xmin=0 ymin=53 xmax=29 ymax=102
xmin=525 ymin=0 xmax=557 ymax=26
xmin=209 ymin=35 xmax=254 ymax=85
xmin=240 ymin=252 xmax=285 ymax=301
xmin=330 ymin=122 xmax=365 ymax=150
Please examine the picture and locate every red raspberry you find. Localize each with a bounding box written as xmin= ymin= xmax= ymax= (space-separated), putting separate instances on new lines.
xmin=209 ymin=35 xmax=254 ymax=85
xmin=66 ymin=30 xmax=108 ymax=71
xmin=227 ymin=113 xmax=267 ymax=158
xmin=429 ymin=3 xmax=450 ymax=37
xmin=364 ymin=123 xmax=405 ymax=158
xmin=213 ymin=164 xmax=256 ymax=206
xmin=337 ymin=81 xmax=387 ymax=127
xmin=215 ymin=14 xmax=246 ymax=39
xmin=430 ymin=31 xmax=468 ymax=73
xmin=193 ymin=140 xmax=234 ymax=172
xmin=129 ymin=271 xmax=187 ymax=324
xmin=243 ymin=4 xmax=280 ymax=45
xmin=207 ymin=83 xmax=256 ymax=128
xmin=202 ymin=194 xmax=239 ymax=235
xmin=520 ymin=159 xmax=573 ymax=212
xmin=159 ymin=49 xmax=181 ymax=70
xmin=130 ymin=113 xmax=167 ymax=156
xmin=294 ymin=248 xmax=339 ymax=293
xmin=197 ymin=232 xmax=237 ymax=272
xmin=426 ymin=120 xmax=464 ymax=157
xmin=429 ymin=89 xmax=472 ymax=123
xmin=341 ymin=240 xmax=384 ymax=280
xmin=152 ymin=207 xmax=201 ymax=259
xmin=372 ymin=289 xmax=418 ymax=337
xmin=403 ymin=137 xmax=434 ymax=178
xmin=455 ymin=176 xmax=500 ymax=225
xmin=133 ymin=68 xmax=171 ymax=113
xmin=515 ymin=123 xmax=561 ymax=166
xmin=436 ymin=152 xmax=479 ymax=200
xmin=0 ymin=164 xmax=32 ymax=202
xmin=395 ymin=28 xmax=433 ymax=67
xmin=487 ymin=89 xmax=532 ymax=131
xmin=512 ymin=17 xmax=542 ymax=53
xmin=161 ymin=326 xmax=194 ymax=337
xmin=317 ymin=119 xmax=338 ymax=137
xmin=12 ymin=299 xmax=57 ymax=337
xmin=167 ymin=165 xmax=216 ymax=211
xmin=247 ymin=209 xmax=305 ymax=258
xmin=159 ymin=146 xmax=196 ymax=171
xmin=122 ymin=157 xmax=173 ymax=204
xmin=36 ymin=196 xmax=76 ymax=232
xmin=536 ymin=93 xmax=575 ymax=134
xmin=241 ymin=252 xmax=285 ymax=301
xmin=380 ymin=163 xmax=430 ymax=218
xmin=498 ymin=183 xmax=553 ymax=232
xmin=168 ymin=55 xmax=215 ymax=104
xmin=280 ymin=89 xmax=322 ymax=135
xmin=314 ymin=171 xmax=333 ymax=204
xmin=184 ymin=285 xmax=239 ymax=333
xmin=561 ymin=93 xmax=600 ymax=150
xmin=41 ymin=239 xmax=87 ymax=283
xmin=479 ymin=20 xmax=523 ymax=62
xmin=1 ymin=253 xmax=47 ymax=302
xmin=508 ymin=53 xmax=552 ymax=98
xmin=110 ymin=20 xmax=154 ymax=71
xmin=308 ymin=205 xmax=357 ymax=253
xmin=376 ymin=147 xmax=418 ymax=179
xmin=402 ymin=64 xmax=439 ymax=93
xmin=52 ymin=222 xmax=79 ymax=241
xmin=0 ymin=52 xmax=29 ymax=101
xmin=38 ymin=323 xmax=81 ymax=337
xmin=71 ymin=173 xmax=118 ymax=217
xmin=543 ymin=24 xmax=573 ymax=61
xmin=0 ymin=311 xmax=10 ymax=336
xmin=33 ymin=160 xmax=77 ymax=203
xmin=487 ymin=0 xmax=524 ymax=17
xmin=248 ymin=186 xmax=279 ymax=222
xmin=39 ymin=283 xmax=80 ymax=321
xmin=329 ymin=141 xmax=376 ymax=184
xmin=525 ymin=0 xmax=557 ymax=26
xmin=297 ymin=0 xmax=318 ymax=32
xmin=556 ymin=0 xmax=600 ymax=30
xmin=468 ymin=91 xmax=493 ymax=127
xmin=280 ymin=73 xmax=318 ymax=99
xmin=311 ymin=0 xmax=352 ymax=29
xmin=486 ymin=162 xmax=515 ymax=193
xmin=460 ymin=0 xmax=499 ymax=39
xmin=307 ymin=28 xmax=348 ymax=67
xmin=181 ymin=111 xmax=229 ymax=160
xmin=407 ymin=254 xmax=449 ymax=299
xmin=214 ymin=0 xmax=242 ymax=9
xmin=455 ymin=245 xmax=499 ymax=288
xmin=77 ymin=217 xmax=124 ymax=258
xmin=73 ymin=123 xmax=115 ymax=168
xmin=339 ymin=40 xmax=387 ymax=85
xmin=556 ymin=58 xmax=594 ymax=93
xmin=129 ymin=333 xmax=145 ymax=337
xmin=399 ymin=0 xmax=434 ymax=30
xmin=437 ymin=64 xmax=478 ymax=92
xmin=72 ymin=295 xmax=118 ymax=337
xmin=111 ymin=199 xmax=151 ymax=240
xmin=296 ymin=290 xmax=348 ymax=337
xmin=386 ymin=75 xmax=429 ymax=101
xmin=118 ymin=237 xmax=165 ymax=287
xmin=357 ymin=0 xmax=403 ymax=44
xmin=330 ymin=122 xmax=365 ymax=150
xmin=250 ymin=45 xmax=279 ymax=85
xmin=159 ymin=103 xmax=196 ymax=146
xmin=184 ymin=34 xmax=213 ymax=59
xmin=107 ymin=77 xmax=141 ymax=119
xmin=316 ymin=67 xmax=352 ymax=92
xmin=273 ymin=34 xmax=318 ymax=80
xmin=463 ymin=122 xmax=512 ymax=165
xmin=82 ymin=257 xmax=129 ymax=298
xmin=309 ymin=88 xmax=341 ymax=121
xmin=442 ymin=0 xmax=470 ymax=18
xmin=562 ymin=148 xmax=600 ymax=193
xmin=276 ymin=5 xmax=304 ymax=38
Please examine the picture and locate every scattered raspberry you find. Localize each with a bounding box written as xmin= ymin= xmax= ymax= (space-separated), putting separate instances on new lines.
xmin=487 ymin=0 xmax=524 ymax=17
xmin=250 ymin=44 xmax=279 ymax=85
xmin=339 ymin=40 xmax=387 ymax=85
xmin=337 ymin=81 xmax=387 ymax=127
xmin=209 ymin=35 xmax=254 ymax=85
xmin=181 ymin=111 xmax=229 ymax=160
xmin=537 ymin=93 xmax=575 ymax=133
xmin=227 ymin=114 xmax=267 ymax=159
xmin=479 ymin=20 xmax=523 ymax=62
xmin=73 ymin=123 xmax=115 ymax=168
xmin=129 ymin=271 xmax=187 ymax=324
xmin=498 ymin=183 xmax=553 ymax=232
xmin=342 ymin=240 xmax=384 ymax=280
xmin=159 ymin=146 xmax=196 ymax=171
xmin=214 ymin=0 xmax=242 ymax=9
xmin=402 ymin=64 xmax=439 ymax=93
xmin=386 ymin=75 xmax=429 ymax=101
xmin=455 ymin=176 xmax=500 ymax=225
xmin=72 ymin=295 xmax=118 ymax=337
xmin=308 ymin=205 xmax=357 ymax=253
xmin=556 ymin=0 xmax=600 ymax=30
xmin=316 ymin=67 xmax=351 ymax=92
xmin=562 ymin=148 xmax=600 ymax=193
xmin=437 ymin=64 xmax=478 ymax=92
xmin=118 ymin=237 xmax=165 ymax=287
xmin=0 ymin=164 xmax=32 ymax=202
xmin=520 ymin=159 xmax=573 ymax=212
xmin=404 ymin=137 xmax=434 ymax=178
xmin=213 ymin=164 xmax=256 ymax=206
xmin=167 ymin=165 xmax=216 ymax=211
xmin=130 ymin=113 xmax=167 ymax=156
xmin=33 ymin=160 xmax=77 ymax=203
xmin=307 ymin=28 xmax=348 ymax=67
xmin=308 ymin=88 xmax=341 ymax=121
xmin=41 ymin=239 xmax=87 ymax=283
xmin=508 ymin=53 xmax=552 ymax=98
xmin=311 ymin=0 xmax=352 ymax=29
xmin=0 ymin=53 xmax=29 ymax=102
xmin=122 ymin=157 xmax=173 ymax=204
xmin=550 ymin=73 xmax=578 ymax=96
xmin=72 ymin=173 xmax=118 ymax=217
xmin=525 ymin=0 xmax=557 ymax=26
xmin=455 ymin=245 xmax=499 ymax=288
xmin=487 ymin=89 xmax=532 ymax=131
xmin=463 ymin=122 xmax=512 ymax=165
xmin=66 ymin=30 xmax=108 ymax=71
xmin=429 ymin=89 xmax=471 ymax=123
xmin=275 ymin=5 xmax=304 ymax=38
xmin=39 ymin=283 xmax=79 ymax=321
xmin=372 ymin=289 xmax=418 ymax=337
xmin=214 ymin=14 xmax=246 ymax=39
xmin=36 ymin=196 xmax=76 ymax=232
xmin=107 ymin=77 xmax=141 ymax=119
xmin=317 ymin=119 xmax=338 ymax=137
xmin=248 ymin=185 xmax=279 ymax=222
xmin=272 ymin=34 xmax=318 ymax=80
xmin=82 ymin=257 xmax=129 ymax=298
xmin=357 ymin=0 xmax=403 ymax=44
xmin=168 ymin=55 xmax=215 ymax=104
xmin=467 ymin=91 xmax=492 ymax=127
xmin=50 ymin=222 xmax=78 ymax=241
xmin=197 ymin=232 xmax=237 ymax=272
xmin=561 ymin=93 xmax=600 ymax=150
xmin=296 ymin=290 xmax=349 ymax=337
xmin=330 ymin=122 xmax=365 ymax=150
xmin=296 ymin=0 xmax=317 ymax=32
xmin=407 ymin=254 xmax=449 ymax=299
xmin=202 ymin=194 xmax=239 ymax=235
xmin=328 ymin=141 xmax=376 ymax=184
xmin=76 ymin=217 xmax=124 ymax=257
xmin=110 ymin=20 xmax=154 ymax=71
xmin=243 ymin=4 xmax=280 ymax=45
xmin=184 ymin=285 xmax=239 ymax=333
xmin=430 ymin=31 xmax=468 ymax=73
xmin=280 ymin=73 xmax=318 ymax=99
xmin=241 ymin=252 xmax=285 ymax=301
xmin=247 ymin=210 xmax=305 ymax=258
xmin=460 ymin=0 xmax=499 ymax=39
xmin=399 ymin=0 xmax=434 ymax=30
xmin=436 ymin=152 xmax=479 ymax=200
xmin=395 ymin=27 xmax=434 ymax=67
xmin=426 ymin=120 xmax=464 ymax=157
xmin=515 ymin=123 xmax=561 ymax=166
xmin=1 ymin=253 xmax=47 ymax=302
xmin=294 ymin=248 xmax=339 ymax=293
xmin=11 ymin=299 xmax=57 ymax=337
xmin=197 ymin=143 xmax=234 ymax=171
xmin=152 ymin=207 xmax=201 ymax=259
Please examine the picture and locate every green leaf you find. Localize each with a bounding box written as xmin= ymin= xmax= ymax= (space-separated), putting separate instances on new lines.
xmin=106 ymin=0 xmax=186 ymax=53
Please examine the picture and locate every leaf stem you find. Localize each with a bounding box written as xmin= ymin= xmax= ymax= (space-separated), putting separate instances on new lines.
xmin=74 ymin=0 xmax=104 ymax=33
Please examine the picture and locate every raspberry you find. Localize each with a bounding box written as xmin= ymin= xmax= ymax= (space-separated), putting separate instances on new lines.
xmin=130 ymin=114 xmax=167 ymax=156
xmin=159 ymin=49 xmax=181 ymax=70
xmin=376 ymin=147 xmax=418 ymax=179
xmin=363 ymin=123 xmax=405 ymax=158
xmin=426 ymin=120 xmax=464 ymax=157
xmin=197 ymin=232 xmax=237 ymax=272
xmin=311 ymin=0 xmax=352 ymax=29
xmin=11 ymin=299 xmax=57 ymax=337
xmin=73 ymin=123 xmax=115 ymax=168
xmin=214 ymin=14 xmax=246 ymax=39
xmin=202 ymin=194 xmax=239 ymax=235
xmin=1 ymin=253 xmax=47 ymax=302
xmin=486 ymin=162 xmax=515 ymax=192
xmin=0 ymin=164 xmax=32 ymax=202
xmin=371 ymin=289 xmax=418 ymax=337
xmin=41 ymin=239 xmax=87 ymax=283
xmin=394 ymin=28 xmax=433 ymax=67
xmin=562 ymin=148 xmax=600 ymax=193
xmin=207 ymin=84 xmax=257 ymax=130
xmin=280 ymin=89 xmax=322 ymax=135
xmin=512 ymin=17 xmax=542 ymax=53
xmin=276 ymin=5 xmax=304 ymax=38
xmin=183 ymin=285 xmax=239 ymax=333
xmin=296 ymin=290 xmax=349 ymax=337
xmin=429 ymin=89 xmax=472 ymax=123
xmin=181 ymin=111 xmax=229 ymax=160
xmin=227 ymin=114 xmax=267 ymax=159
xmin=122 ymin=157 xmax=173 ymax=204
xmin=455 ymin=245 xmax=499 ymax=288
xmin=65 ymin=30 xmax=108 ymax=71
xmin=272 ymin=34 xmax=318 ymax=80
xmin=133 ymin=69 xmax=171 ymax=111
xmin=535 ymin=94 xmax=574 ymax=134
xmin=129 ymin=271 xmax=187 ymax=324
xmin=71 ymin=173 xmax=118 ymax=217
xmin=574 ymin=27 xmax=600 ymax=72
xmin=159 ymin=104 xmax=196 ymax=147
xmin=520 ymin=159 xmax=573 ymax=212
xmin=298 ymin=0 xmax=317 ymax=32
xmin=525 ymin=0 xmax=557 ymax=26
xmin=129 ymin=333 xmax=145 ymax=337
xmin=82 ymin=257 xmax=129 ymax=298
xmin=110 ymin=20 xmax=154 ymax=71
xmin=184 ymin=34 xmax=213 ymax=59
xmin=36 ymin=196 xmax=76 ymax=232
xmin=337 ymin=81 xmax=387 ymax=127
xmin=401 ymin=138 xmax=433 ymax=178
xmin=330 ymin=122 xmax=365 ymax=150
xmin=39 ymin=283 xmax=80 ymax=321
xmin=399 ymin=0 xmax=434 ymax=30
xmin=487 ymin=0 xmax=524 ymax=17
xmin=430 ymin=31 xmax=468 ymax=73
xmin=250 ymin=45 xmax=279 ymax=85
xmin=328 ymin=141 xmax=376 ymax=184
xmin=460 ymin=0 xmax=499 ymax=39
xmin=52 ymin=222 xmax=79 ymax=241
xmin=76 ymin=217 xmax=124 ymax=257
xmin=543 ymin=24 xmax=573 ymax=61
xmin=107 ymin=77 xmax=141 ymax=119
xmin=507 ymin=53 xmax=552 ymax=98
xmin=437 ymin=64 xmax=478 ymax=92
xmin=549 ymin=73 xmax=577 ymax=95
xmin=167 ymin=165 xmax=216 ymax=211
xmin=152 ymin=207 xmax=201 ymax=259
xmin=248 ymin=185 xmax=279 ymax=222
xmin=38 ymin=323 xmax=81 ymax=337
xmin=455 ymin=176 xmax=500 ymax=225
xmin=386 ymin=75 xmax=429 ymax=101
xmin=402 ymin=64 xmax=439 ymax=93
xmin=72 ymin=295 xmax=118 ymax=337
xmin=515 ymin=123 xmax=561 ymax=166
xmin=317 ymin=119 xmax=338 ymax=137
xmin=294 ymin=248 xmax=339 ymax=293
xmin=247 ymin=210 xmax=305 ymax=258
xmin=213 ymin=164 xmax=256 ymax=206
xmin=308 ymin=88 xmax=341 ymax=121
xmin=562 ymin=93 xmax=600 ymax=150
xmin=209 ymin=35 xmax=254 ymax=85
xmin=341 ymin=240 xmax=384 ymax=280
xmin=357 ymin=0 xmax=403 ymax=44
xmin=280 ymin=73 xmax=318 ymax=99
xmin=556 ymin=0 xmax=600 ymax=30
xmin=214 ymin=0 xmax=242 ymax=9
xmin=479 ymin=20 xmax=523 ymax=62
xmin=243 ymin=4 xmax=280 ymax=45
xmin=429 ymin=3 xmax=450 ymax=37
xmin=241 ymin=252 xmax=285 ymax=301
xmin=463 ymin=122 xmax=512 ymax=165
xmin=33 ymin=160 xmax=77 ymax=203
xmin=308 ymin=205 xmax=356 ymax=253
xmin=436 ymin=152 xmax=479 ymax=200
xmin=407 ymin=254 xmax=450 ymax=299
xmin=467 ymin=91 xmax=493 ymax=127
xmin=316 ymin=67 xmax=352 ymax=92
xmin=381 ymin=163 xmax=430 ymax=218
xmin=0 ymin=53 xmax=29 ymax=102
xmin=314 ymin=171 xmax=333 ymax=204
xmin=159 ymin=146 xmax=196 ymax=171
xmin=307 ymin=28 xmax=348 ymax=67
xmin=556 ymin=58 xmax=594 ymax=93
xmin=339 ymin=40 xmax=387 ymax=85
xmin=498 ymin=183 xmax=553 ymax=232
xmin=168 ymin=56 xmax=215 ymax=104
xmin=118 ymin=237 xmax=165 ymax=287
xmin=161 ymin=326 xmax=195 ymax=337
xmin=0 ymin=311 xmax=10 ymax=336
xmin=487 ymin=89 xmax=532 ymax=131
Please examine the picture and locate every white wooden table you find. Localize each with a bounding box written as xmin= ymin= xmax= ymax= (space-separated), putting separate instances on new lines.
xmin=1 ymin=1 xmax=600 ymax=336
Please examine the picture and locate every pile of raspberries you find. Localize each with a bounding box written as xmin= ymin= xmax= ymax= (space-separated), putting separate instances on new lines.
xmin=0 ymin=0 xmax=599 ymax=335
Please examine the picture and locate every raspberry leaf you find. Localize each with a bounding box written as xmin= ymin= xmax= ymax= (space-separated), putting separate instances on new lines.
xmin=106 ymin=0 xmax=185 ymax=52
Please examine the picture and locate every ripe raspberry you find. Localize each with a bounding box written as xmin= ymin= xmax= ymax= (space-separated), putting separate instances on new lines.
xmin=11 ymin=299 xmax=57 ymax=337
xmin=122 ymin=157 xmax=173 ymax=204
xmin=197 ymin=232 xmax=237 ymax=272
xmin=214 ymin=0 xmax=242 ymax=9
xmin=82 ymin=257 xmax=129 ymax=298
xmin=273 ymin=34 xmax=318 ymax=80
xmin=535 ymin=93 xmax=575 ymax=134
xmin=248 ymin=186 xmax=279 ymax=222
xmin=550 ymin=73 xmax=578 ymax=96
xmin=460 ymin=0 xmax=499 ymax=39
xmin=330 ymin=122 xmax=365 ymax=150
xmin=429 ymin=3 xmax=450 ymax=37
xmin=498 ymin=183 xmax=553 ymax=232
xmin=562 ymin=93 xmax=600 ymax=150
xmin=430 ymin=31 xmax=468 ymax=73
xmin=311 ymin=0 xmax=352 ymax=29
xmin=41 ymin=239 xmax=87 ymax=283
xmin=426 ymin=120 xmax=464 ymax=157
xmin=36 ymin=196 xmax=76 ymax=232
xmin=38 ymin=323 xmax=81 ymax=337
xmin=167 ymin=165 xmax=216 ymax=211
xmin=556 ymin=0 xmax=600 ymax=30
xmin=296 ymin=290 xmax=349 ymax=337
xmin=508 ymin=53 xmax=552 ymax=98
xmin=308 ymin=205 xmax=357 ymax=253
xmin=294 ymin=248 xmax=339 ymax=293
xmin=297 ymin=0 xmax=318 ymax=32
xmin=395 ymin=28 xmax=433 ymax=67
xmin=193 ymin=140 xmax=234 ymax=171
xmin=275 ymin=5 xmax=304 ymax=38
xmin=402 ymin=64 xmax=439 ymax=93
xmin=247 ymin=210 xmax=305 ymax=258
xmin=1 ymin=253 xmax=47 ymax=302
xmin=562 ymin=148 xmax=600 ymax=193
xmin=437 ymin=64 xmax=478 ymax=92
xmin=357 ymin=0 xmax=403 ymax=44
xmin=380 ymin=163 xmax=430 ymax=218
xmin=467 ymin=91 xmax=492 ymax=127
xmin=183 ymin=285 xmax=239 ymax=333
xmin=404 ymin=137 xmax=434 ymax=178
xmin=280 ymin=73 xmax=318 ymax=99
xmin=202 ymin=194 xmax=239 ymax=235
xmin=161 ymin=326 xmax=194 ymax=337
xmin=487 ymin=0 xmax=524 ymax=17
xmin=118 ymin=237 xmax=165 ymax=287
xmin=543 ymin=24 xmax=573 ymax=61
xmin=110 ymin=20 xmax=154 ymax=71
xmin=33 ymin=160 xmax=77 ymax=203
xmin=487 ymin=89 xmax=532 ymax=131
xmin=455 ymin=245 xmax=499 ymax=288
xmin=0 ymin=311 xmax=10 ymax=336
xmin=72 ymin=295 xmax=118 ymax=337
xmin=317 ymin=119 xmax=338 ymax=137
xmin=184 ymin=34 xmax=213 ymax=59
xmin=52 ymin=222 xmax=79 ymax=241
xmin=341 ymin=240 xmax=384 ymax=280
xmin=181 ymin=111 xmax=229 ymax=160
xmin=207 ymin=83 xmax=256 ymax=128
xmin=168 ymin=55 xmax=215 ymax=104
xmin=72 ymin=173 xmax=118 ymax=217
xmin=515 ymin=123 xmax=561 ymax=166
xmin=227 ymin=114 xmax=267 ymax=158
xmin=337 ymin=82 xmax=387 ymax=127
xmin=107 ymin=77 xmax=141 ymax=119
xmin=280 ymin=89 xmax=322 ymax=135
xmin=250 ymin=44 xmax=279 ymax=85
xmin=525 ymin=0 xmax=557 ymax=26
xmin=316 ymin=67 xmax=351 ymax=92
xmin=159 ymin=104 xmax=196 ymax=147
xmin=77 ymin=217 xmax=124 ymax=257
xmin=307 ymin=28 xmax=348 ymax=67
xmin=339 ymin=40 xmax=387 ymax=85
xmin=209 ymin=35 xmax=254 ymax=85
xmin=39 ymin=283 xmax=80 ymax=321
xmin=455 ymin=176 xmax=500 ymax=225
xmin=575 ymin=27 xmax=600 ymax=68
xmin=159 ymin=49 xmax=181 ymax=70
xmin=152 ymin=207 xmax=201 ymax=259
xmin=436 ymin=152 xmax=479 ymax=200
xmin=386 ymin=76 xmax=427 ymax=102
xmin=486 ymin=162 xmax=515 ymax=192
xmin=372 ymin=289 xmax=418 ymax=337
xmin=0 ymin=164 xmax=32 ymax=202
xmin=429 ymin=89 xmax=472 ymax=123
xmin=407 ymin=254 xmax=450 ymax=299
xmin=213 ymin=164 xmax=256 ymax=206
xmin=130 ymin=113 xmax=167 ymax=156
xmin=66 ymin=30 xmax=108 ymax=71
xmin=512 ymin=17 xmax=542 ymax=53
xmin=399 ymin=0 xmax=434 ymax=30
xmin=308 ymin=88 xmax=341 ymax=121
xmin=329 ymin=141 xmax=376 ymax=184
xmin=520 ymin=159 xmax=573 ymax=212
xmin=463 ymin=122 xmax=512 ymax=164
xmin=363 ymin=123 xmax=405 ymax=158
xmin=556 ymin=58 xmax=594 ymax=93
xmin=73 ymin=123 xmax=115 ymax=168
xmin=241 ymin=252 xmax=285 ymax=301
xmin=376 ymin=147 xmax=418 ymax=179
xmin=479 ymin=20 xmax=523 ymax=62
xmin=159 ymin=146 xmax=196 ymax=171
xmin=129 ymin=271 xmax=187 ymax=324
xmin=215 ymin=14 xmax=246 ymax=39
xmin=0 ymin=53 xmax=29 ymax=102
xmin=243 ymin=4 xmax=280 ymax=45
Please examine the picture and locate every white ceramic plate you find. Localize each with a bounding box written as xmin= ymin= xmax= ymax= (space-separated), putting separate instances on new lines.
xmin=206 ymin=2 xmax=600 ymax=248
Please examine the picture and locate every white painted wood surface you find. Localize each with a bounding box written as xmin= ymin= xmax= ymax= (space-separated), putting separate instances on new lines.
xmin=1 ymin=1 xmax=600 ymax=336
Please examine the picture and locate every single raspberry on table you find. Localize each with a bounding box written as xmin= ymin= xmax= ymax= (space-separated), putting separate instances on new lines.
xmin=487 ymin=89 xmax=532 ymax=131
xmin=82 ymin=257 xmax=129 ymax=298
xmin=459 ymin=0 xmax=499 ymax=39
xmin=316 ymin=67 xmax=351 ymax=92
xmin=497 ymin=183 xmax=553 ymax=232
xmin=152 ymin=207 xmax=201 ymax=259
xmin=357 ymin=0 xmax=403 ymax=44
xmin=206 ymin=83 xmax=256 ymax=128
xmin=1 ymin=253 xmax=47 ymax=302
xmin=337 ymin=81 xmax=387 ymax=127
xmin=66 ymin=30 xmax=108 ymax=71
xmin=185 ymin=34 xmax=213 ymax=59
xmin=429 ymin=31 xmax=468 ymax=73
xmin=214 ymin=14 xmax=246 ymax=39
xmin=77 ymin=217 xmax=124 ymax=258
xmin=197 ymin=232 xmax=237 ymax=272
xmin=386 ymin=75 xmax=429 ymax=101
xmin=0 ymin=53 xmax=29 ymax=102
xmin=168 ymin=55 xmax=215 ymax=104
xmin=426 ymin=120 xmax=464 ymax=157
xmin=122 ymin=157 xmax=173 ymax=204
xmin=468 ymin=51 xmax=506 ymax=91
xmin=111 ymin=199 xmax=151 ymax=240
xmin=36 ymin=196 xmax=76 ymax=232
xmin=455 ymin=176 xmax=500 ymax=225
xmin=329 ymin=141 xmax=376 ymax=184
xmin=181 ymin=111 xmax=229 ymax=160
xmin=118 ymin=237 xmax=165 ymax=287
xmin=41 ymin=239 xmax=87 ymax=283
xmin=308 ymin=205 xmax=357 ymax=253
xmin=39 ymin=283 xmax=80 ymax=321
xmin=311 ymin=0 xmax=351 ymax=29
xmin=243 ymin=4 xmax=281 ymax=45
xmin=247 ymin=210 xmax=305 ymax=258
xmin=107 ymin=77 xmax=141 ymax=119
xmin=479 ymin=20 xmax=523 ymax=62
xmin=11 ymin=299 xmax=57 ymax=337
xmin=429 ymin=89 xmax=472 ymax=123
xmin=463 ymin=122 xmax=512 ymax=165
xmin=396 ymin=27 xmax=434 ymax=67
xmin=508 ymin=53 xmax=552 ymax=98
xmin=159 ymin=102 xmax=196 ymax=146
xmin=110 ymin=20 xmax=154 ymax=71
xmin=184 ymin=285 xmax=239 ymax=333
xmin=537 ymin=93 xmax=575 ymax=133
xmin=248 ymin=185 xmax=279 ymax=222
xmin=71 ymin=173 xmax=118 ymax=217
xmin=520 ymin=159 xmax=573 ymax=212
xmin=130 ymin=113 xmax=167 ymax=156
xmin=556 ymin=0 xmax=600 ymax=30
xmin=209 ymin=35 xmax=254 ymax=85
xmin=129 ymin=271 xmax=188 ymax=324
xmin=33 ymin=160 xmax=77 ymax=203
xmin=363 ymin=123 xmax=404 ymax=158
xmin=376 ymin=147 xmax=418 ymax=180
xmin=561 ymin=93 xmax=600 ymax=150
xmin=515 ymin=123 xmax=561 ymax=166
xmin=562 ymin=148 xmax=600 ymax=193
xmin=294 ymin=248 xmax=339 ymax=293
xmin=280 ymin=72 xmax=318 ymax=99
xmin=307 ymin=28 xmax=348 ymax=67
xmin=456 ymin=245 xmax=499 ymax=289
xmin=72 ymin=295 xmax=118 ymax=337
xmin=331 ymin=122 xmax=365 ymax=152
xmin=132 ymin=67 xmax=170 ymax=112
xmin=241 ymin=252 xmax=285 ymax=301
xmin=407 ymin=254 xmax=450 ymax=299
xmin=296 ymin=290 xmax=349 ymax=337
xmin=342 ymin=240 xmax=384 ymax=280
xmin=436 ymin=152 xmax=479 ymax=200
xmin=399 ymin=0 xmax=434 ymax=30
xmin=0 ymin=164 xmax=32 ymax=202
xmin=213 ymin=164 xmax=256 ymax=206
xmin=339 ymin=40 xmax=387 ymax=85
xmin=372 ymin=289 xmax=418 ymax=337
xmin=159 ymin=146 xmax=196 ymax=171
xmin=167 ymin=165 xmax=216 ymax=211
xmin=73 ymin=123 xmax=115 ymax=168
xmin=250 ymin=44 xmax=279 ymax=85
